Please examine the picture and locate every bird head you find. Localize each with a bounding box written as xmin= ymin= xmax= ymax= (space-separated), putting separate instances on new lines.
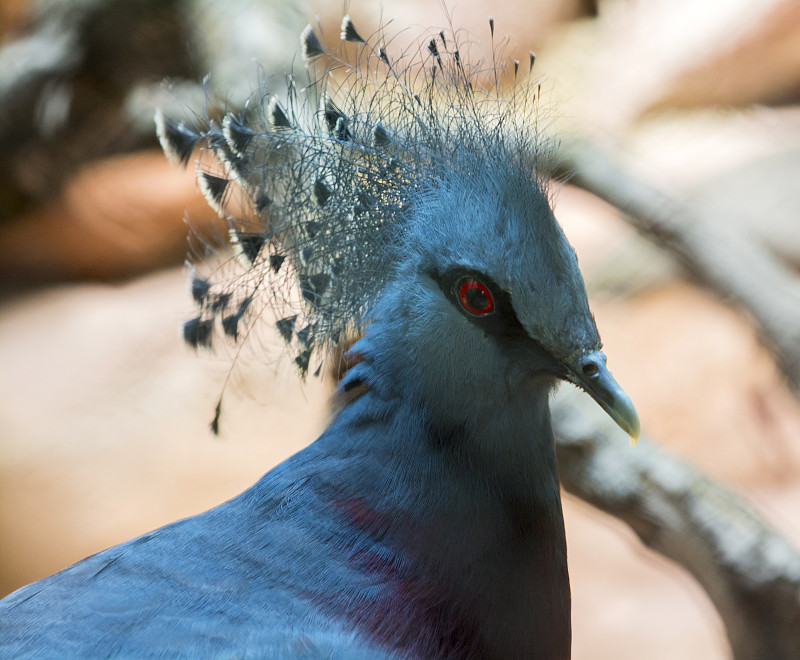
xmin=157 ymin=15 xmax=638 ymax=440
xmin=361 ymin=139 xmax=639 ymax=440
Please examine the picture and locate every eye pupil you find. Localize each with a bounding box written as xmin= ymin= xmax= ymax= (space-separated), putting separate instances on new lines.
xmin=458 ymin=279 xmax=494 ymax=316
xmin=465 ymin=286 xmax=488 ymax=309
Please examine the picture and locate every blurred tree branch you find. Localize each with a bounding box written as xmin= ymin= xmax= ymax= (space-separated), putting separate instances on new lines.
xmin=553 ymin=387 xmax=800 ymax=660
xmin=553 ymin=139 xmax=800 ymax=658
xmin=0 ymin=0 xmax=192 ymax=219
xmin=556 ymin=140 xmax=800 ymax=393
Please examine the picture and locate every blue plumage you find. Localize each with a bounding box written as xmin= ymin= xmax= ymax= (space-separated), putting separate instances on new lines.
xmin=0 ymin=16 xmax=639 ymax=658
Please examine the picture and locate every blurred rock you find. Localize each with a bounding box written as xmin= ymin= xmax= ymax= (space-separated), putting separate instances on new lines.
xmin=555 ymin=184 xmax=679 ymax=297
xmin=183 ymin=0 xmax=307 ymax=103
xmin=0 ymin=0 xmax=308 ymax=221
xmin=0 ymin=0 xmax=30 ymax=38
xmin=541 ymin=0 xmax=787 ymax=133
xmin=649 ymin=0 xmax=800 ymax=111
xmin=330 ymin=0 xmax=595 ymax=63
xmin=0 ymin=0 xmax=194 ymax=218
xmin=690 ymin=147 xmax=800 ymax=270
xmin=604 ymin=108 xmax=800 ymax=274
xmin=0 ymin=151 xmax=217 ymax=287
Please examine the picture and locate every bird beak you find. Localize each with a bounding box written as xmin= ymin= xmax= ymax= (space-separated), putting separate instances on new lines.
xmin=565 ymin=350 xmax=640 ymax=441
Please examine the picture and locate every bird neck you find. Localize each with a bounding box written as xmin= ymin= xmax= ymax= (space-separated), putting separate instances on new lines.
xmin=322 ymin=360 xmax=571 ymax=659
xmin=342 ymin=314 xmax=564 ymax=504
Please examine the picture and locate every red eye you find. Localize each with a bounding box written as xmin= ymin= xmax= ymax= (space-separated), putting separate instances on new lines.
xmin=457 ymin=278 xmax=494 ymax=316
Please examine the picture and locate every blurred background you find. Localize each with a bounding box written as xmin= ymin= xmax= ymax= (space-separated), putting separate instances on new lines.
xmin=2 ymin=0 xmax=800 ymax=657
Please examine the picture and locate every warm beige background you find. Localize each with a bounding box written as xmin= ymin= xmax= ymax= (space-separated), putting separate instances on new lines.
xmin=3 ymin=1 xmax=800 ymax=657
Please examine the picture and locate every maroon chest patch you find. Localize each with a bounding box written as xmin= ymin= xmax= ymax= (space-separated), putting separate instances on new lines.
xmin=314 ymin=497 xmax=490 ymax=660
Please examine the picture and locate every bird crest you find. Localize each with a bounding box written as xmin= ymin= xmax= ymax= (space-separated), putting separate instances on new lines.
xmin=156 ymin=14 xmax=547 ymax=432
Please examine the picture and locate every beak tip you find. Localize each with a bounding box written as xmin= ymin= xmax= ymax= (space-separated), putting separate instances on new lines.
xmin=611 ymin=393 xmax=640 ymax=444
xmin=626 ymin=418 xmax=641 ymax=446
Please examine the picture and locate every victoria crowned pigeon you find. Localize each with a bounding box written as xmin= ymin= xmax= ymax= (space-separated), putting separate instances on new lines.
xmin=0 ymin=16 xmax=639 ymax=659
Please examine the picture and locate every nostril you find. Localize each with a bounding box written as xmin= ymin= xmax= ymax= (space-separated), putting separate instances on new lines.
xmin=582 ymin=362 xmax=599 ymax=378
